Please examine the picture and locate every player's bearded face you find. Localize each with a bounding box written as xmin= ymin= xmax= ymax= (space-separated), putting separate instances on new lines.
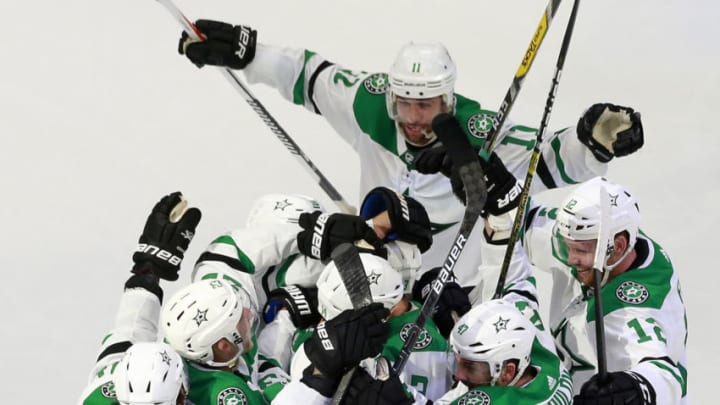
xmin=396 ymin=96 xmax=445 ymax=146
xmin=564 ymin=238 xmax=597 ymax=286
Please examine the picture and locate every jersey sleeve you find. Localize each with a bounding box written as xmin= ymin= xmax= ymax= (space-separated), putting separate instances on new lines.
xmin=596 ymin=303 xmax=686 ymax=402
xmin=79 ymin=287 xmax=162 ymax=404
xmin=192 ymin=222 xmax=303 ymax=310
xmin=257 ymin=309 xmax=296 ymax=372
xmin=454 ymin=96 xmax=608 ymax=192
xmin=243 ymin=43 xmax=384 ymax=149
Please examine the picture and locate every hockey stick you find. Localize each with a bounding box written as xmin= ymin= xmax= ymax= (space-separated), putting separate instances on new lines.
xmin=392 ymin=113 xmax=486 ymax=374
xmin=155 ymin=0 xmax=356 ymax=214
xmin=592 ymin=184 xmax=611 ymax=380
xmin=328 ymin=243 xmax=372 ymax=405
xmin=493 ymin=0 xmax=580 ymax=299
xmin=481 ymin=0 xmax=563 ymax=156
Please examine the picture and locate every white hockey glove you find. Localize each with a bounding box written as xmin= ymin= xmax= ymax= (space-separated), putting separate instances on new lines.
xmin=577 ymin=103 xmax=644 ymax=162
xmin=385 ymin=240 xmax=422 ymax=293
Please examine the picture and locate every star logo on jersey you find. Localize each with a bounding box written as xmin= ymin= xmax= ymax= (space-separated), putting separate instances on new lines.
xmin=367 ymin=270 xmax=382 ymax=285
xmin=467 ymin=113 xmax=495 ymax=139
xmin=159 ymin=350 xmax=171 ymax=365
xmin=616 ymin=281 xmax=649 ymax=304
xmin=608 ymin=193 xmax=619 ymax=207
xmin=274 ymin=199 xmax=292 ymax=211
xmin=100 ymin=381 xmax=116 ymax=398
xmin=400 ymin=323 xmax=433 ymax=349
xmin=181 ymin=229 xmax=194 ymax=241
xmin=493 ymin=316 xmax=509 ymax=333
xmin=218 ymin=387 xmax=248 ymax=405
xmin=193 ymin=308 xmax=209 ymax=327
xmin=458 ymin=389 xmax=491 ymax=405
xmin=364 ymin=73 xmax=389 ymax=95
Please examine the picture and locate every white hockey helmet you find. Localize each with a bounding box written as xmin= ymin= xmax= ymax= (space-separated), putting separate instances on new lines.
xmin=552 ymin=176 xmax=641 ymax=280
xmin=450 ymin=299 xmax=535 ymax=386
xmin=245 ymin=193 xmax=324 ymax=227
xmin=316 ymin=252 xmax=404 ymax=320
xmin=161 ymin=279 xmax=254 ymax=368
xmin=113 ymin=342 xmax=188 ymax=405
xmin=387 ymin=42 xmax=457 ymax=119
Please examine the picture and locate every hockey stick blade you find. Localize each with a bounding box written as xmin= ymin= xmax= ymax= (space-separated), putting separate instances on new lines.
xmin=329 ymin=243 xmax=372 ymax=405
xmin=154 ymin=0 xmax=355 ymax=214
xmin=392 ymin=113 xmax=486 ymax=374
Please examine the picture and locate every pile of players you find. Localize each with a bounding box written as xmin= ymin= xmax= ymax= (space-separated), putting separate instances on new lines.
xmin=79 ymin=19 xmax=688 ymax=405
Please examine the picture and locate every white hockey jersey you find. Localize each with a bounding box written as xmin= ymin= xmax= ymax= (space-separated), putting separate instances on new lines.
xmin=522 ymin=203 xmax=689 ymax=402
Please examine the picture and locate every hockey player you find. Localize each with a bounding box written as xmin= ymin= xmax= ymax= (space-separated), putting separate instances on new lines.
xmin=434 ymin=299 xmax=574 ymax=404
xmin=79 ymin=191 xmax=202 ymax=404
xmin=285 ymin=252 xmax=454 ymax=403
xmin=473 ymin=163 xmax=688 ymax=403
xmin=161 ymin=277 xmax=390 ymax=405
xmin=191 ymin=193 xmax=328 ymax=322
xmin=552 ymin=177 xmax=688 ymax=404
xmin=175 ymin=21 xmax=645 ymax=299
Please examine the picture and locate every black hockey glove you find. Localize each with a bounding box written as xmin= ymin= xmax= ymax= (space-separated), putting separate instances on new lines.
xmin=447 ymin=150 xmax=521 ymax=217
xmin=574 ymin=371 xmax=656 ymax=405
xmin=479 ymin=152 xmax=522 ymax=217
xmin=412 ymin=267 xmax=471 ymax=339
xmin=178 ymin=20 xmax=257 ymax=69
xmin=577 ymin=103 xmax=644 ymax=162
xmin=360 ymin=187 xmax=433 ymax=253
xmin=262 ymin=285 xmax=320 ymax=329
xmin=132 ymin=191 xmax=201 ymax=281
xmin=344 ymin=368 xmax=413 ymax=405
xmin=414 ymin=144 xmax=453 ymax=177
xmin=304 ymin=303 xmax=390 ymax=377
xmin=296 ymin=211 xmax=383 ymax=261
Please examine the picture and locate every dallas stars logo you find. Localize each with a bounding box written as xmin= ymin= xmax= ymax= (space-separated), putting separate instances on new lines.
xmin=467 ymin=113 xmax=495 ymax=139
xmin=616 ymin=281 xmax=649 ymax=304
xmin=218 ymin=387 xmax=248 ymax=405
xmin=159 ymin=350 xmax=171 ymax=365
xmin=274 ymin=199 xmax=292 ymax=211
xmin=400 ymin=323 xmax=433 ymax=349
xmin=458 ymin=390 xmax=491 ymax=405
xmin=493 ymin=316 xmax=509 ymax=333
xmin=193 ymin=308 xmax=209 ymax=326
xmin=364 ymin=73 xmax=388 ymax=95
xmin=367 ymin=270 xmax=382 ymax=285
xmin=100 ymin=381 xmax=116 ymax=398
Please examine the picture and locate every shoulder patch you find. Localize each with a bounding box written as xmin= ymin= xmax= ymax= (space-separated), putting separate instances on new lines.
xmin=616 ymin=281 xmax=649 ymax=304
xmin=100 ymin=381 xmax=116 ymax=398
xmin=399 ymin=323 xmax=433 ymax=349
xmin=467 ymin=113 xmax=495 ymax=139
xmin=363 ymin=73 xmax=389 ymax=95
xmin=459 ymin=389 xmax=491 ymax=405
xmin=217 ymin=387 xmax=248 ymax=405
